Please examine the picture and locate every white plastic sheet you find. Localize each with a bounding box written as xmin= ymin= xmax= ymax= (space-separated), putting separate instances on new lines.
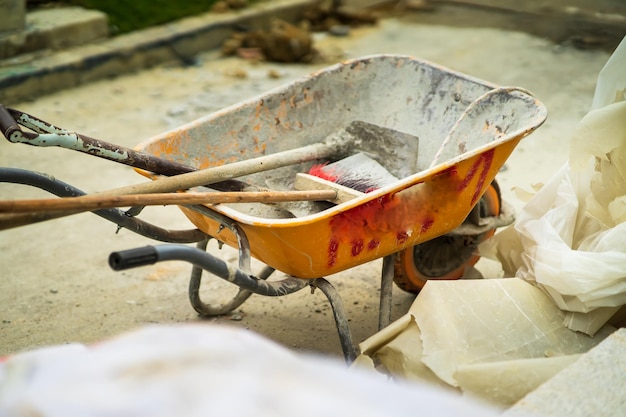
xmin=355 ymin=278 xmax=614 ymax=407
xmin=591 ymin=35 xmax=626 ymax=110
xmin=480 ymin=36 xmax=626 ymax=335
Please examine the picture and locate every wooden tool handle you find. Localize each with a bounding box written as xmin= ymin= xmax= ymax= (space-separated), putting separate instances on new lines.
xmin=0 ymin=141 xmax=343 ymax=229
xmin=294 ymin=173 xmax=363 ymax=204
xmin=0 ymin=190 xmax=337 ymax=214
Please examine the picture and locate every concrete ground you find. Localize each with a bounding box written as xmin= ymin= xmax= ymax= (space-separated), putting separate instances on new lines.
xmin=0 ymin=7 xmax=613 ymax=364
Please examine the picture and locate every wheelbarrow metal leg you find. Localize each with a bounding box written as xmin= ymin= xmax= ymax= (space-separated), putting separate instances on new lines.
xmin=378 ymin=255 xmax=394 ymax=331
xmin=190 ymin=238 xmax=256 ymax=317
xmin=310 ymin=278 xmax=358 ymax=364
xmin=184 ymin=208 xmax=279 ymax=316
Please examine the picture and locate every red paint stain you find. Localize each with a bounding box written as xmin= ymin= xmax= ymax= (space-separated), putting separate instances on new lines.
xmin=421 ymin=217 xmax=435 ymax=233
xmin=458 ymin=158 xmax=481 ymax=192
xmin=330 ymin=195 xmax=397 ymax=236
xmin=367 ymin=239 xmax=380 ymax=250
xmin=396 ymin=231 xmax=409 ymax=244
xmin=471 ymin=149 xmax=494 ymax=204
xmin=457 ymin=149 xmax=494 ymax=200
xmin=328 ymin=240 xmax=339 ymax=267
xmin=441 ymin=166 xmax=458 ymax=177
xmin=351 ymin=239 xmax=364 ymax=256
xmin=327 ymin=194 xmax=398 ymax=265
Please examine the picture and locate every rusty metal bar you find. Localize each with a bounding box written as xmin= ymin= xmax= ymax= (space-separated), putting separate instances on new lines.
xmin=0 ymin=105 xmax=245 ymax=191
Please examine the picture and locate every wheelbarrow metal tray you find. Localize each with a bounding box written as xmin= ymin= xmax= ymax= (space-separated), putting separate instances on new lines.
xmin=136 ymin=54 xmax=547 ymax=278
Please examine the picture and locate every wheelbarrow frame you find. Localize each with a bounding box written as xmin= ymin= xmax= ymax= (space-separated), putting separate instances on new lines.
xmin=133 ymin=55 xmax=546 ymax=279
xmin=0 ymin=166 xmax=376 ymax=362
xmin=0 ymin=165 xmax=508 ymax=363
xmin=0 ymin=54 xmax=547 ymax=363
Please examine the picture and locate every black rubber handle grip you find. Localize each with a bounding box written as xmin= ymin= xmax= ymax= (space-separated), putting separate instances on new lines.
xmin=0 ymin=104 xmax=21 ymax=141
xmin=109 ymin=246 xmax=158 ymax=270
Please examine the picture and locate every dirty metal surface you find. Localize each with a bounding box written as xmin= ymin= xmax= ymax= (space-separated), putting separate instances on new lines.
xmin=136 ymin=54 xmax=547 ymax=278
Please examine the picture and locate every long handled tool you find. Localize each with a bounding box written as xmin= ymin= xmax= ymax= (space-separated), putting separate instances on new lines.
xmin=1 ymin=107 xmax=418 ymax=194
xmin=0 ymin=141 xmax=344 ymax=229
xmin=0 ymin=137 xmax=343 ymax=229
xmin=0 ymin=105 xmax=245 ymax=192
xmin=0 ymin=189 xmax=337 ymax=214
xmin=1 ymin=111 xmax=419 ymax=229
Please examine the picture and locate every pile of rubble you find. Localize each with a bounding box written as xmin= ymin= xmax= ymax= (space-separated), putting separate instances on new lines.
xmin=219 ymin=2 xmax=383 ymax=63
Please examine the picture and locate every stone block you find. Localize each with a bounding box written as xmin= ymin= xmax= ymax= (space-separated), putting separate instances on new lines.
xmin=0 ymin=6 xmax=108 ymax=59
xmin=0 ymin=0 xmax=25 ymax=34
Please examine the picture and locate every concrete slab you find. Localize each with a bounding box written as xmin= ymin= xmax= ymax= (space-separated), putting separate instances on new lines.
xmin=26 ymin=7 xmax=108 ymax=50
xmin=504 ymin=328 xmax=626 ymax=417
xmin=1 ymin=1 xmax=623 ymax=104
xmin=0 ymin=0 xmax=317 ymax=104
xmin=0 ymin=6 xmax=108 ymax=60
xmin=416 ymin=0 xmax=626 ymax=51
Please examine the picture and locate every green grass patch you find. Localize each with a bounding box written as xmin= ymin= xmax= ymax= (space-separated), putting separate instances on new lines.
xmin=38 ymin=1 xmax=221 ymax=34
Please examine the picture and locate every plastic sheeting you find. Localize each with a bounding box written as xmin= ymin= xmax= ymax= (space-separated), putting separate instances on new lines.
xmin=354 ymin=37 xmax=625 ymax=409
xmin=480 ymin=36 xmax=626 ymax=335
xmin=354 ymin=278 xmax=614 ymax=407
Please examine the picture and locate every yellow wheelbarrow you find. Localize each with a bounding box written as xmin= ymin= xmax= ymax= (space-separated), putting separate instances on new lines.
xmin=0 ymin=55 xmax=547 ymax=362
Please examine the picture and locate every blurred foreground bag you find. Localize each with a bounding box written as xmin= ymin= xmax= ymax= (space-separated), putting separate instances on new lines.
xmin=0 ymin=324 xmax=500 ymax=417
xmin=480 ymin=37 xmax=626 ymax=335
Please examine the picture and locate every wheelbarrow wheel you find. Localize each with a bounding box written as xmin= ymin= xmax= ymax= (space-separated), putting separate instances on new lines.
xmin=393 ymin=181 xmax=501 ymax=294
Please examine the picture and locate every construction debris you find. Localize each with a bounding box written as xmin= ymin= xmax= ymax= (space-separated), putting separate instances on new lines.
xmin=221 ymin=18 xmax=315 ymax=63
xmin=302 ymin=4 xmax=380 ymax=32
xmin=210 ymin=0 xmax=249 ymax=13
xmin=354 ymin=278 xmax=616 ymax=407
xmin=220 ymin=2 xmax=381 ymax=63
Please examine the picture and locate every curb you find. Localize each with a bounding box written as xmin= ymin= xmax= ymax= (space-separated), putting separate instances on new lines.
xmin=0 ymin=7 xmax=109 ymax=60
xmin=0 ymin=0 xmax=319 ymax=105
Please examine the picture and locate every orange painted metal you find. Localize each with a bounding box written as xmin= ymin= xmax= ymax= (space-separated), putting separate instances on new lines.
xmin=135 ymin=55 xmax=547 ymax=278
